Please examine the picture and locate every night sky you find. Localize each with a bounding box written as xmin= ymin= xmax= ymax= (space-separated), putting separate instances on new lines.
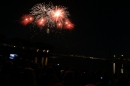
xmin=0 ymin=0 xmax=130 ymax=57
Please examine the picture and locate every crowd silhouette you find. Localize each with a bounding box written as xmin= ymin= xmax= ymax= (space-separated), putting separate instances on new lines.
xmin=0 ymin=60 xmax=130 ymax=86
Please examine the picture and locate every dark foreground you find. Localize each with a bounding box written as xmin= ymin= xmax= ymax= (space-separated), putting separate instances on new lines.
xmin=0 ymin=57 xmax=130 ymax=86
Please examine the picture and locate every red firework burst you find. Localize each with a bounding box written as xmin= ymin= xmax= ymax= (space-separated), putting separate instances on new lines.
xmin=51 ymin=8 xmax=65 ymax=22
xmin=64 ymin=19 xmax=74 ymax=30
xmin=56 ymin=22 xmax=63 ymax=29
xmin=36 ymin=18 xmax=46 ymax=27
xmin=21 ymin=14 xmax=34 ymax=26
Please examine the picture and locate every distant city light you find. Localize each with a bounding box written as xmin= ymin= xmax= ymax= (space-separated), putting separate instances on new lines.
xmin=47 ymin=50 xmax=49 ymax=53
xmin=114 ymin=55 xmax=116 ymax=57
xmin=121 ymin=55 xmax=124 ymax=57
xmin=43 ymin=50 xmax=46 ymax=52
xmin=90 ymin=57 xmax=94 ymax=59
xmin=37 ymin=49 xmax=39 ymax=52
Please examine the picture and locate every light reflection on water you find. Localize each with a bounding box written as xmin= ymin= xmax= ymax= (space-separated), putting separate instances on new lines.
xmin=113 ymin=63 xmax=115 ymax=74
xmin=113 ymin=63 xmax=124 ymax=74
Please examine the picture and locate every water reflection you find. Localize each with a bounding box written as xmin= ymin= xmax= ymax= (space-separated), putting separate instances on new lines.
xmin=113 ymin=63 xmax=124 ymax=74
xmin=121 ymin=64 xmax=123 ymax=73
xmin=113 ymin=63 xmax=115 ymax=74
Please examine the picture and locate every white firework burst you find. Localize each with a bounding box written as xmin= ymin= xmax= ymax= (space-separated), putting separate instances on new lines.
xmin=30 ymin=3 xmax=55 ymax=28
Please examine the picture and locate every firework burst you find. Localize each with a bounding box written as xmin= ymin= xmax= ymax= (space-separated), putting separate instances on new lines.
xmin=30 ymin=3 xmax=55 ymax=28
xmin=51 ymin=6 xmax=69 ymax=23
xmin=21 ymin=2 xmax=74 ymax=34
xmin=21 ymin=14 xmax=34 ymax=26
xmin=64 ymin=19 xmax=74 ymax=30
